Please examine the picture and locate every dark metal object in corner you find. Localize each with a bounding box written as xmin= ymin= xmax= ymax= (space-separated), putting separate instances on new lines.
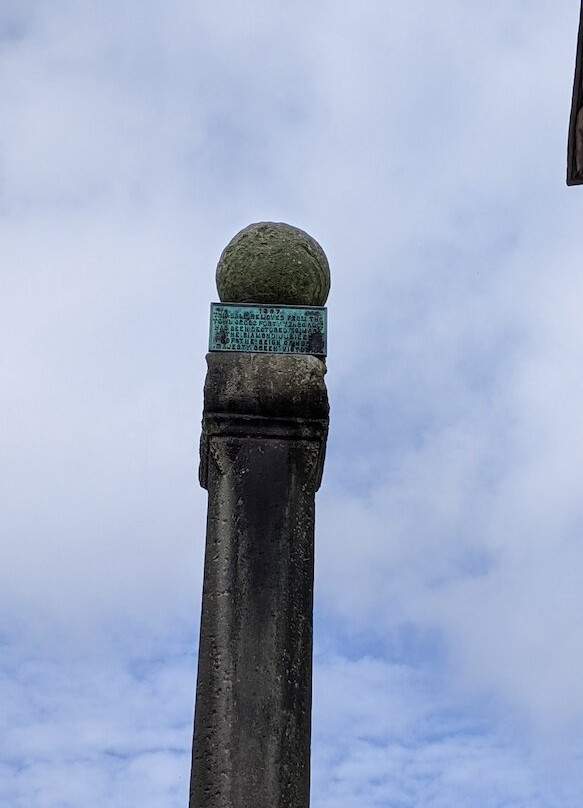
xmin=568 ymin=2 xmax=583 ymax=185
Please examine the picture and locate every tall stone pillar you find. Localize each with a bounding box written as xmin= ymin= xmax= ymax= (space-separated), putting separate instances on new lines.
xmin=189 ymin=223 xmax=330 ymax=808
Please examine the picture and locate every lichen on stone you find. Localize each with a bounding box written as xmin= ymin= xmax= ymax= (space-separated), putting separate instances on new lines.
xmin=216 ymin=222 xmax=330 ymax=306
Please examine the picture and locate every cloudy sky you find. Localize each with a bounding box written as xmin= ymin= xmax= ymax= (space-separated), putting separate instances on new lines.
xmin=3 ymin=0 xmax=583 ymax=805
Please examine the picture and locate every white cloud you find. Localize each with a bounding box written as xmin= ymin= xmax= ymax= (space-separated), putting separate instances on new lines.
xmin=2 ymin=0 xmax=583 ymax=804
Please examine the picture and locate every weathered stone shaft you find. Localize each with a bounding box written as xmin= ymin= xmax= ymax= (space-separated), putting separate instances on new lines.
xmin=189 ymin=353 xmax=328 ymax=808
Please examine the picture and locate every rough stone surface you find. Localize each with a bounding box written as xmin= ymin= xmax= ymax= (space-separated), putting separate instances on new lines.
xmin=216 ymin=222 xmax=330 ymax=306
xmin=189 ymin=352 xmax=329 ymax=808
xmin=203 ymin=352 xmax=329 ymax=419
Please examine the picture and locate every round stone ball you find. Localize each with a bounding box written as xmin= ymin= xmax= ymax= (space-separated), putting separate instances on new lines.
xmin=216 ymin=222 xmax=330 ymax=306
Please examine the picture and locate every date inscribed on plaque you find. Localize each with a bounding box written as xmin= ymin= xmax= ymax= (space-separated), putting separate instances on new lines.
xmin=209 ymin=303 xmax=327 ymax=356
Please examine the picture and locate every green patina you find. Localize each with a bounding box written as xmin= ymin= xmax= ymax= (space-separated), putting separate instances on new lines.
xmin=209 ymin=303 xmax=327 ymax=356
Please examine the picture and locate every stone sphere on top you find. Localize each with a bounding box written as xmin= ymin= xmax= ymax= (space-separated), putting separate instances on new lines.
xmin=216 ymin=222 xmax=330 ymax=306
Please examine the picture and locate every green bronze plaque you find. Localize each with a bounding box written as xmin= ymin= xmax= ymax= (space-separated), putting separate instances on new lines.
xmin=209 ymin=303 xmax=327 ymax=356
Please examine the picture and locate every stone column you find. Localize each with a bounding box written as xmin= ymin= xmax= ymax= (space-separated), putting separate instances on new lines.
xmin=188 ymin=223 xmax=330 ymax=808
